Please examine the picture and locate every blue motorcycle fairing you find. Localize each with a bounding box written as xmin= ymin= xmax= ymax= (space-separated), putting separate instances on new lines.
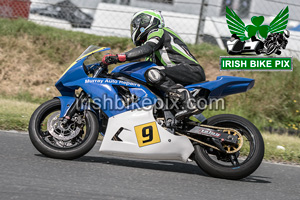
xmin=56 ymin=47 xmax=110 ymax=96
xmin=63 ymin=77 xmax=157 ymax=117
xmin=186 ymin=76 xmax=255 ymax=99
xmin=55 ymin=58 xmax=86 ymax=96
xmin=111 ymin=61 xmax=156 ymax=82
xmin=55 ymin=96 xmax=103 ymax=125
xmin=55 ymin=96 xmax=76 ymax=117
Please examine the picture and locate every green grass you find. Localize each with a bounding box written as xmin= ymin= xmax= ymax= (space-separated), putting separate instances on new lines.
xmin=0 ymin=18 xmax=134 ymax=65
xmin=262 ymin=132 xmax=300 ymax=163
xmin=0 ymin=18 xmax=133 ymax=49
xmin=0 ymin=97 xmax=39 ymax=130
xmin=1 ymin=91 xmax=50 ymax=104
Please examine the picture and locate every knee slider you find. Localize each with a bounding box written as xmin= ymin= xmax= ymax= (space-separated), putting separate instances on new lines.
xmin=145 ymin=68 xmax=165 ymax=84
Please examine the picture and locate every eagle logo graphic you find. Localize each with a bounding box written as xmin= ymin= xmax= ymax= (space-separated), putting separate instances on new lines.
xmin=226 ymin=6 xmax=290 ymax=55
xmin=226 ymin=6 xmax=289 ymax=41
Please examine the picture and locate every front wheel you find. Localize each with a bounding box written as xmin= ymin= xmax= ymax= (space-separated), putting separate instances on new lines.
xmin=194 ymin=114 xmax=264 ymax=180
xmin=29 ymin=98 xmax=99 ymax=160
xmin=266 ymin=43 xmax=277 ymax=55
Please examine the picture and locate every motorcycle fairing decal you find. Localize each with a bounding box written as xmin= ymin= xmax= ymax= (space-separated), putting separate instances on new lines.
xmin=63 ymin=78 xmax=157 ymax=117
xmin=134 ymin=122 xmax=161 ymax=147
xmin=55 ymin=96 xmax=76 ymax=118
xmin=112 ymin=127 xmax=124 ymax=141
xmin=99 ymin=107 xmax=194 ymax=162
xmin=199 ymin=128 xmax=221 ymax=138
xmin=84 ymin=78 xmax=141 ymax=87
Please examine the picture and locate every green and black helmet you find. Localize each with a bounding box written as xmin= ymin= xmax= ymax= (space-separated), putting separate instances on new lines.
xmin=130 ymin=10 xmax=165 ymax=46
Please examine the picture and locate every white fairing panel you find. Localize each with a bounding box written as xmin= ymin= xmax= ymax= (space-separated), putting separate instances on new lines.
xmin=244 ymin=41 xmax=259 ymax=50
xmin=99 ymin=106 xmax=194 ymax=162
xmin=227 ymin=40 xmax=237 ymax=51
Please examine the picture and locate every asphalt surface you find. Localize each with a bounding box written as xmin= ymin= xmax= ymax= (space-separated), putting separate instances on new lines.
xmin=0 ymin=131 xmax=300 ymax=200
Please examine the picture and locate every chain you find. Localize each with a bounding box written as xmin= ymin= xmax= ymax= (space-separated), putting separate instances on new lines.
xmin=175 ymin=131 xmax=221 ymax=151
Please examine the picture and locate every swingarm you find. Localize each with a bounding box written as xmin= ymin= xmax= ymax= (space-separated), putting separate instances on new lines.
xmin=177 ymin=124 xmax=243 ymax=154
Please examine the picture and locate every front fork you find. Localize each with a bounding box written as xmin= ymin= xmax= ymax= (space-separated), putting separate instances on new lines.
xmin=67 ymin=92 xmax=87 ymax=117
xmin=58 ymin=92 xmax=106 ymax=135
xmin=60 ymin=91 xmax=88 ymax=123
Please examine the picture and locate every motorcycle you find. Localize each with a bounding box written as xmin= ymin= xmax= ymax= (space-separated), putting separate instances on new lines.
xmin=265 ymin=31 xmax=289 ymax=55
xmin=29 ymin=45 xmax=264 ymax=180
xmin=226 ymin=34 xmax=264 ymax=55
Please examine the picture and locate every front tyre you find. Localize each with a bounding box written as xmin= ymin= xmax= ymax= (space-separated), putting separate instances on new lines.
xmin=194 ymin=114 xmax=264 ymax=180
xmin=266 ymin=43 xmax=277 ymax=55
xmin=29 ymin=98 xmax=99 ymax=160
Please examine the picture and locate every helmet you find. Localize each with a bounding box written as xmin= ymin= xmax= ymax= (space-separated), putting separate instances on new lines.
xmin=130 ymin=10 xmax=165 ymax=46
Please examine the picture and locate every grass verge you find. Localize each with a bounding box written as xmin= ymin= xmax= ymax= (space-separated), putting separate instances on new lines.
xmin=0 ymin=97 xmax=39 ymax=130
xmin=262 ymin=132 xmax=300 ymax=163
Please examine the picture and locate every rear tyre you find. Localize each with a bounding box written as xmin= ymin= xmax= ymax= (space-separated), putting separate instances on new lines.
xmin=29 ymin=98 xmax=99 ymax=160
xmin=194 ymin=114 xmax=264 ymax=180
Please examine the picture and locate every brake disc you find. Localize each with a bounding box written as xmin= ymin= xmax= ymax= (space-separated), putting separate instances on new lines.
xmin=47 ymin=112 xmax=82 ymax=142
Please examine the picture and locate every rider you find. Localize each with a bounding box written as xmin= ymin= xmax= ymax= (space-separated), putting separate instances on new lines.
xmin=101 ymin=10 xmax=206 ymax=119
xmin=265 ymin=30 xmax=289 ymax=55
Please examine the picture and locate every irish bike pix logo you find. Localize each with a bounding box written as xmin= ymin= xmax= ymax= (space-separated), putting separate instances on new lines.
xmin=221 ymin=6 xmax=292 ymax=71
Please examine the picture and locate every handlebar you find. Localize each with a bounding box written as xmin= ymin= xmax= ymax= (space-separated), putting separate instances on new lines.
xmin=93 ymin=62 xmax=108 ymax=78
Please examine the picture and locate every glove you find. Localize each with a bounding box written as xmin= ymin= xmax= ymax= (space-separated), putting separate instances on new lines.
xmin=102 ymin=54 xmax=126 ymax=65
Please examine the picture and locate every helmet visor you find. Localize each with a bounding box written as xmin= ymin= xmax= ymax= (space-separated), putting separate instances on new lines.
xmin=130 ymin=14 xmax=151 ymax=36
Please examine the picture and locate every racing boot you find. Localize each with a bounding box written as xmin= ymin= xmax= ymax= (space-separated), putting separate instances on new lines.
xmin=168 ymin=84 xmax=198 ymax=120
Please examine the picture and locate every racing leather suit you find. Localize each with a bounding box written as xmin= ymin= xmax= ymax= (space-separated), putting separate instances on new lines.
xmin=124 ymin=27 xmax=206 ymax=92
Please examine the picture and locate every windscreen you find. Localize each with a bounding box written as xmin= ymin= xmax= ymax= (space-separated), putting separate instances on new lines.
xmin=77 ymin=45 xmax=102 ymax=60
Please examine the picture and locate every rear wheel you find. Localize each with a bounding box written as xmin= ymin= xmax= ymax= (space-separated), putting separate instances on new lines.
xmin=29 ymin=98 xmax=99 ymax=160
xmin=194 ymin=114 xmax=264 ymax=180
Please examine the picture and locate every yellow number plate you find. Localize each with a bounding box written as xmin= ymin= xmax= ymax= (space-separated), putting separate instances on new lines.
xmin=134 ymin=122 xmax=160 ymax=147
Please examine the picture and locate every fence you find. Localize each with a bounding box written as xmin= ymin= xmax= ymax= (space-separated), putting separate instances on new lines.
xmin=1 ymin=0 xmax=300 ymax=59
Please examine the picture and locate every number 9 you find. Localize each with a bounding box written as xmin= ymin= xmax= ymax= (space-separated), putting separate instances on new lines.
xmin=142 ymin=126 xmax=153 ymax=143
